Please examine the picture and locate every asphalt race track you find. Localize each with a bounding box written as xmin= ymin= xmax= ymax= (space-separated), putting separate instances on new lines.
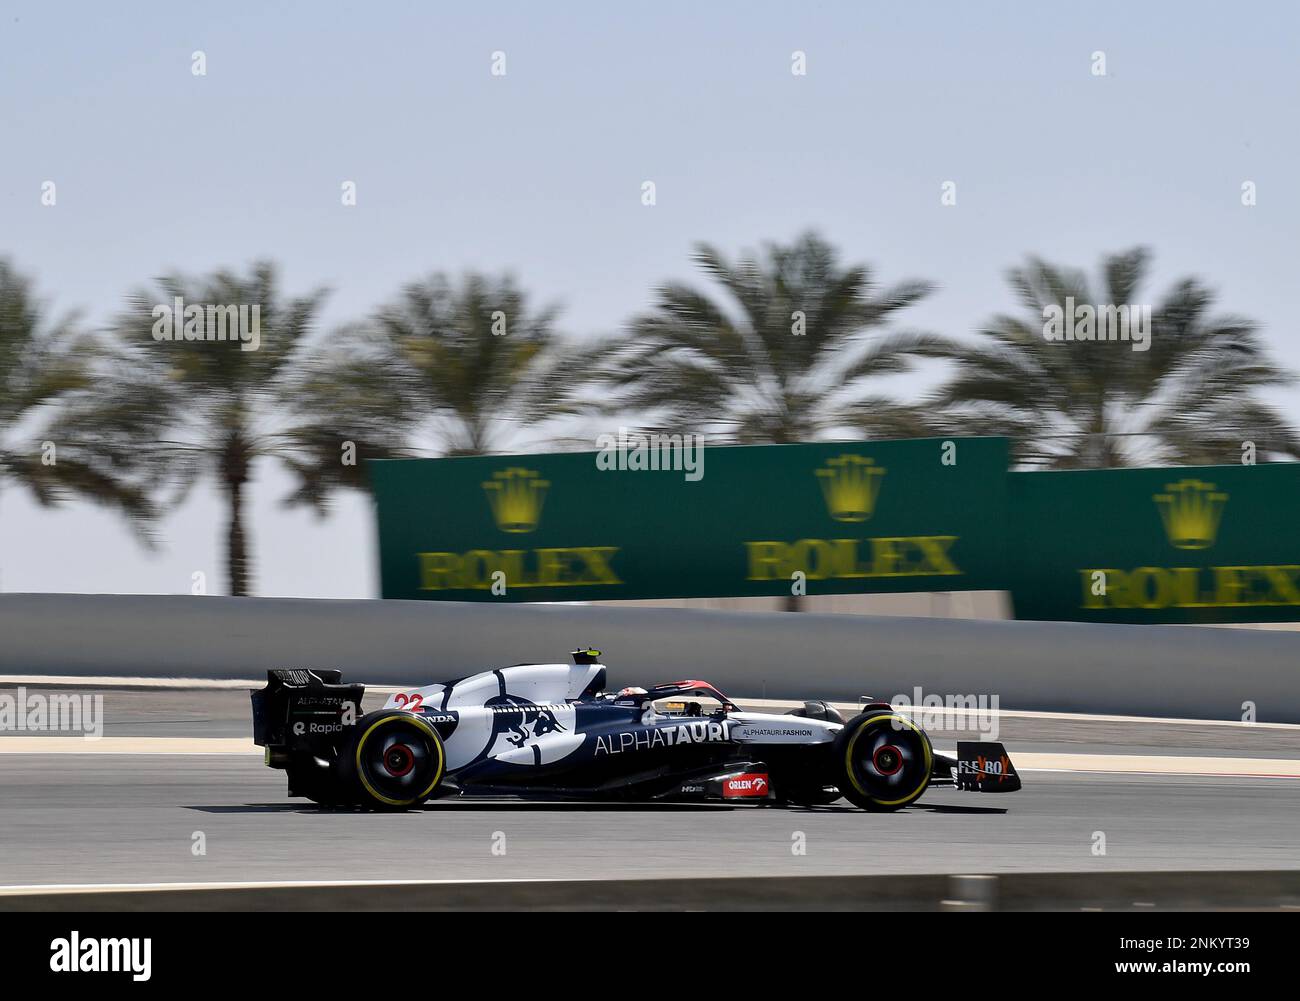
xmin=3 ymin=756 xmax=1300 ymax=888
xmin=2 ymin=685 xmax=1299 ymax=890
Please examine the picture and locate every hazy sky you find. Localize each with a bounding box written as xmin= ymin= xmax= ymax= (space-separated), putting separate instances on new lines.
xmin=2 ymin=1 xmax=1297 ymax=596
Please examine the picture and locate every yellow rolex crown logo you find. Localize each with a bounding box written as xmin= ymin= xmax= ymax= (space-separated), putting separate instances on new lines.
xmin=1153 ymin=478 xmax=1227 ymax=550
xmin=815 ymin=454 xmax=886 ymax=522
xmin=482 ymin=467 xmax=549 ymax=533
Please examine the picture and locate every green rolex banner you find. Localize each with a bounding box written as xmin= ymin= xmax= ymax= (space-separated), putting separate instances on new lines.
xmin=1007 ymin=463 xmax=1300 ymax=623
xmin=370 ymin=437 xmax=1010 ymax=602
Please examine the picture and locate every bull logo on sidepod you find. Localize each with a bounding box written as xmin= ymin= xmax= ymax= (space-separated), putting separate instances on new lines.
xmin=485 ymin=694 xmax=570 ymax=749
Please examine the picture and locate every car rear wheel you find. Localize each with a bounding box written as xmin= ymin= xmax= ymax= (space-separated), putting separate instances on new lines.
xmin=833 ymin=711 xmax=932 ymax=812
xmin=341 ymin=712 xmax=446 ymax=810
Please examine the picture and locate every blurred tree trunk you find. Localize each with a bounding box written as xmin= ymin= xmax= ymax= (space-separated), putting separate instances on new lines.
xmin=224 ymin=476 xmax=249 ymax=597
xmin=220 ymin=436 xmax=252 ymax=597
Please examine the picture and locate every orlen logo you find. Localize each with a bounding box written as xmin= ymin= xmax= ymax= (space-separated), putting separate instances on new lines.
xmin=723 ymin=773 xmax=769 ymax=798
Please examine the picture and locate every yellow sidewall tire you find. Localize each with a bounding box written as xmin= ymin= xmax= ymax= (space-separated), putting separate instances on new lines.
xmin=834 ymin=711 xmax=932 ymax=812
xmin=349 ymin=712 xmax=446 ymax=810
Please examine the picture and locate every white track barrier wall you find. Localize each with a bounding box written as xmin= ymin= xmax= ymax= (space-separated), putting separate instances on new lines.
xmin=2 ymin=594 xmax=1297 ymax=722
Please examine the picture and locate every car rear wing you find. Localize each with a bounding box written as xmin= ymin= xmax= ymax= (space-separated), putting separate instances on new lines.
xmin=251 ymin=669 xmax=365 ymax=769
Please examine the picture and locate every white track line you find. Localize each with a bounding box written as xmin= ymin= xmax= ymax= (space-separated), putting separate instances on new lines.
xmin=0 ymin=877 xmax=576 ymax=897
xmin=0 ymin=676 xmax=263 ymax=690
xmin=0 ymin=737 xmax=258 ymax=754
xmin=930 ymin=748 xmax=1300 ymax=779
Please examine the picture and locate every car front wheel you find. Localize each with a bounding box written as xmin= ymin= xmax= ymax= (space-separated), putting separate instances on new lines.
xmin=832 ymin=710 xmax=932 ymax=812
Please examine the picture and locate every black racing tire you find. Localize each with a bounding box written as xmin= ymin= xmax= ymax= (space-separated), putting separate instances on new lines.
xmin=339 ymin=711 xmax=446 ymax=811
xmin=832 ymin=710 xmax=932 ymax=812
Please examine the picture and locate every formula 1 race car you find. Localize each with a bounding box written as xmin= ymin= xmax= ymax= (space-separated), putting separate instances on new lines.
xmin=251 ymin=649 xmax=1021 ymax=811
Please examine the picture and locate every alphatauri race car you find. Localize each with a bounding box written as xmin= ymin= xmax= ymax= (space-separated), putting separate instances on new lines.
xmin=251 ymin=649 xmax=1021 ymax=811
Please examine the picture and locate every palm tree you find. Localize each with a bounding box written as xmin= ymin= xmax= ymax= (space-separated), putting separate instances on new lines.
xmin=100 ymin=262 xmax=326 ymax=595
xmin=281 ymin=271 xmax=591 ymax=509
xmin=0 ymin=259 xmax=154 ymax=539
xmin=933 ymin=248 xmax=1297 ymax=468
xmin=594 ymin=232 xmax=940 ymax=443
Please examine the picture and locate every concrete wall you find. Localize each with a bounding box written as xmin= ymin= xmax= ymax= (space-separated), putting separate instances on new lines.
xmin=593 ymin=590 xmax=1012 ymax=618
xmin=2 ymin=593 xmax=1297 ymax=721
